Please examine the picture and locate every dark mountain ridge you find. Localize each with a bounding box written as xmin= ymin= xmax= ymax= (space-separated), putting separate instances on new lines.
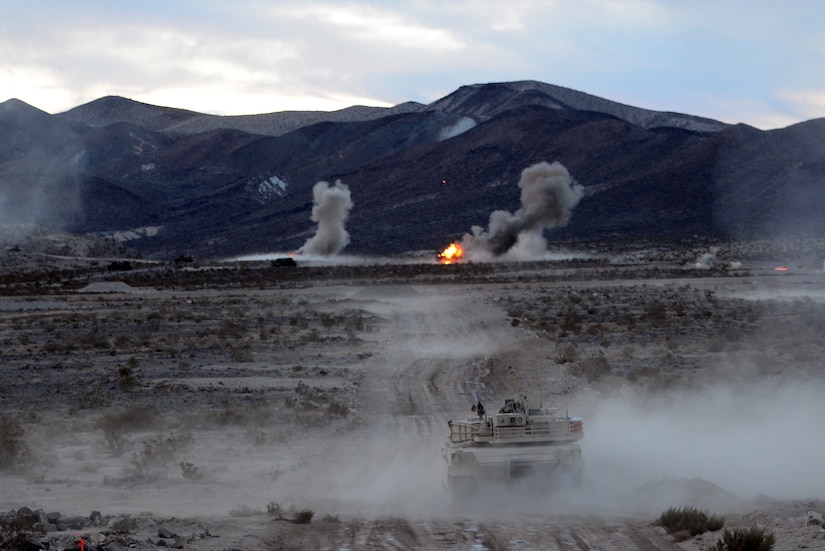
xmin=1 ymin=81 xmax=823 ymax=259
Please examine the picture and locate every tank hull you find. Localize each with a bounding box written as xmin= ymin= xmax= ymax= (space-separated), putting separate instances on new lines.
xmin=442 ymin=443 xmax=583 ymax=499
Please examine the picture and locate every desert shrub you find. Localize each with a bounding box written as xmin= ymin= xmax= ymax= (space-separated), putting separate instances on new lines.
xmin=291 ymin=509 xmax=314 ymax=524
xmin=0 ymin=417 xmax=29 ymax=470
xmin=97 ymin=406 xmax=158 ymax=456
xmin=218 ymin=320 xmax=246 ymax=339
xmin=322 ymin=513 xmax=340 ymax=523
xmin=266 ymin=503 xmax=313 ymax=524
xmin=122 ymin=432 xmax=193 ymax=483
xmin=569 ymin=351 xmax=610 ymax=381
xmin=327 ymin=400 xmax=350 ymax=417
xmin=179 ymin=461 xmax=203 ymax=480
xmin=229 ymin=506 xmax=261 ymax=517
xmin=266 ymin=502 xmax=284 ymax=519
xmin=109 ymin=516 xmax=138 ymax=535
xmin=560 ymin=306 xmax=581 ymax=332
xmin=656 ymin=506 xmax=724 ymax=541
xmin=228 ymin=343 xmax=253 ymax=362
xmin=644 ymin=299 xmax=668 ymax=321
xmin=117 ymin=360 xmax=139 ymax=391
xmin=711 ymin=526 xmax=775 ymax=551
xmin=0 ymin=511 xmax=46 ymax=550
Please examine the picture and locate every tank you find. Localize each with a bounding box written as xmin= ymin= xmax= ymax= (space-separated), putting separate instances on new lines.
xmin=441 ymin=393 xmax=584 ymax=499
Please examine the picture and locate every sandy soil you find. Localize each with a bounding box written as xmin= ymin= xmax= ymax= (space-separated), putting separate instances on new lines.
xmin=1 ymin=250 xmax=825 ymax=550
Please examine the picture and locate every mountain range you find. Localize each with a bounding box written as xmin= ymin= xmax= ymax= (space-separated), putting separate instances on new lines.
xmin=1 ymin=80 xmax=823 ymax=259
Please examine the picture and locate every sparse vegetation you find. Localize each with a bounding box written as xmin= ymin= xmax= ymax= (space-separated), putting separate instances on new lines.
xmin=120 ymin=432 xmax=193 ymax=484
xmin=711 ymin=526 xmax=775 ymax=551
xmin=0 ymin=240 xmax=823 ymax=549
xmin=0 ymin=511 xmax=46 ymax=550
xmin=0 ymin=417 xmax=29 ymax=470
xmin=292 ymin=509 xmax=314 ymax=524
xmin=266 ymin=502 xmax=314 ymax=524
xmin=655 ymin=506 xmax=725 ymax=541
xmin=179 ymin=461 xmax=204 ymax=480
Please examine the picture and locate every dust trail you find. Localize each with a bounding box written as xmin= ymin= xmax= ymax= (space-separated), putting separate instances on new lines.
xmin=299 ymin=180 xmax=353 ymax=256
xmin=580 ymin=377 xmax=825 ymax=514
xmin=462 ymin=161 xmax=583 ymax=259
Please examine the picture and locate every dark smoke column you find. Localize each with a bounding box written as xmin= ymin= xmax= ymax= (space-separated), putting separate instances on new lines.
xmin=299 ymin=180 xmax=353 ymax=255
xmin=466 ymin=161 xmax=584 ymax=257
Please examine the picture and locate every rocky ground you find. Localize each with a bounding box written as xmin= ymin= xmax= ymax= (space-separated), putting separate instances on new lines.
xmin=1 ymin=238 xmax=825 ymax=550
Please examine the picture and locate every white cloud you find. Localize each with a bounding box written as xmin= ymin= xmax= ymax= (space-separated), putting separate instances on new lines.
xmin=273 ymin=4 xmax=465 ymax=51
xmin=779 ymin=89 xmax=825 ymax=121
xmin=1 ymin=0 xmax=823 ymax=125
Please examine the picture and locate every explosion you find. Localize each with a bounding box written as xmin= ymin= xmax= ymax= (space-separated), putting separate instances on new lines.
xmin=299 ymin=179 xmax=353 ymax=256
xmin=438 ymin=242 xmax=464 ymax=264
xmin=462 ymin=161 xmax=583 ymax=259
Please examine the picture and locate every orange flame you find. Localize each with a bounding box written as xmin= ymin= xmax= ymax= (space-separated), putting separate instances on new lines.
xmin=438 ymin=242 xmax=464 ymax=264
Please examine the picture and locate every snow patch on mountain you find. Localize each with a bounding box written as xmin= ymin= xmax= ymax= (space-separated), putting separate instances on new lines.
xmin=248 ymin=175 xmax=289 ymax=203
xmin=438 ymin=117 xmax=477 ymax=141
xmin=93 ymin=226 xmax=163 ymax=242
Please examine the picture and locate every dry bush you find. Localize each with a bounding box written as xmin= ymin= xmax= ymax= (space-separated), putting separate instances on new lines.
xmin=569 ymin=351 xmax=610 ymax=382
xmin=120 ymin=431 xmax=193 ymax=484
xmin=656 ymin=506 xmax=724 ymax=541
xmin=0 ymin=417 xmax=29 ymax=470
xmin=97 ymin=406 xmax=159 ymax=456
xmin=711 ymin=526 xmax=775 ymax=551
xmin=179 ymin=461 xmax=204 ymax=481
xmin=0 ymin=511 xmax=46 ymax=550
xmin=292 ymin=509 xmax=314 ymax=524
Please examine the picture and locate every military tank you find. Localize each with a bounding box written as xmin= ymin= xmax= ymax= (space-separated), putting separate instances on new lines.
xmin=441 ymin=393 xmax=583 ymax=499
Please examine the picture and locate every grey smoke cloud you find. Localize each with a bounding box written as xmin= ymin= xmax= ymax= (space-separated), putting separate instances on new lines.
xmin=463 ymin=161 xmax=583 ymax=257
xmin=299 ymin=179 xmax=353 ymax=256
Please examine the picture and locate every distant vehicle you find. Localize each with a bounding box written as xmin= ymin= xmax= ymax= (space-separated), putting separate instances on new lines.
xmin=272 ymin=257 xmax=297 ymax=267
xmin=442 ymin=393 xmax=583 ymax=500
xmin=106 ymin=260 xmax=133 ymax=272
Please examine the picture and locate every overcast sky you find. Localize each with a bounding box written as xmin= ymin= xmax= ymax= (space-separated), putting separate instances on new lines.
xmin=2 ymin=1 xmax=823 ymax=129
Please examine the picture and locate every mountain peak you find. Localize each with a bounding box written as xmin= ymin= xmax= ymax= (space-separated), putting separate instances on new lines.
xmin=427 ymin=80 xmax=728 ymax=133
xmin=58 ymin=96 xmax=202 ymax=132
xmin=0 ymin=97 xmax=51 ymax=116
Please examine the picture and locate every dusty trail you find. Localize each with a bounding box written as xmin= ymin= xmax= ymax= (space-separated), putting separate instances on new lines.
xmin=278 ymin=285 xmax=516 ymax=517
xmin=273 ymin=284 xmax=683 ymax=550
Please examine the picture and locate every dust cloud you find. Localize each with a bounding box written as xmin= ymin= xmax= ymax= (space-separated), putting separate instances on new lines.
xmin=299 ymin=179 xmax=353 ymax=256
xmin=461 ymin=161 xmax=584 ymax=260
xmin=581 ymin=376 xmax=825 ymax=513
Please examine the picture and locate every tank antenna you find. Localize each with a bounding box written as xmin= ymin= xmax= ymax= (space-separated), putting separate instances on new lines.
xmin=563 ymin=358 xmax=569 ymax=419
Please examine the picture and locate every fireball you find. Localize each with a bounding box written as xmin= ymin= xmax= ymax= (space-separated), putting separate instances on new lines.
xmin=438 ymin=242 xmax=464 ymax=264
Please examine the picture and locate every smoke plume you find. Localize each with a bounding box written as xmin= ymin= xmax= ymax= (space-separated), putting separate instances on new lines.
xmin=463 ymin=161 xmax=583 ymax=258
xmin=299 ymin=179 xmax=353 ymax=256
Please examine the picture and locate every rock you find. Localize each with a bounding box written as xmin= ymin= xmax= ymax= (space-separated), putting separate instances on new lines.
xmin=61 ymin=516 xmax=86 ymax=530
xmin=90 ymin=510 xmax=103 ymax=526
xmin=158 ymin=527 xmax=175 ymax=539
xmin=36 ymin=510 xmax=49 ymax=525
xmin=16 ymin=506 xmax=35 ymax=519
xmin=46 ymin=511 xmax=61 ymax=524
xmin=85 ymin=531 xmax=104 ymax=544
xmin=807 ymin=511 xmax=824 ymax=526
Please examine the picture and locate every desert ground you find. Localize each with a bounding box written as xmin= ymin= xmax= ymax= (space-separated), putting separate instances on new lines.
xmin=1 ymin=238 xmax=825 ymax=550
